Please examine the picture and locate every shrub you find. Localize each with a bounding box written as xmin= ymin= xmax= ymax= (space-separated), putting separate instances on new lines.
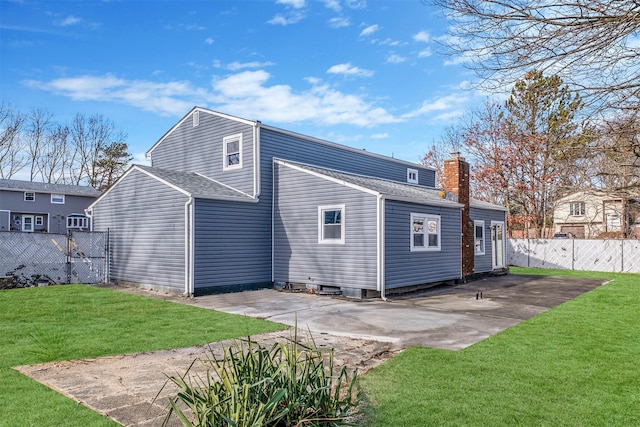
xmin=161 ymin=329 xmax=359 ymax=426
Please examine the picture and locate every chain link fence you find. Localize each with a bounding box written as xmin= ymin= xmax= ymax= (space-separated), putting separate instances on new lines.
xmin=507 ymin=238 xmax=640 ymax=273
xmin=0 ymin=230 xmax=108 ymax=287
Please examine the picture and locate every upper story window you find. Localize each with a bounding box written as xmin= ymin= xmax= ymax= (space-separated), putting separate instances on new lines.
xmin=51 ymin=194 xmax=65 ymax=204
xmin=67 ymin=214 xmax=89 ymax=230
xmin=407 ymin=168 xmax=419 ymax=184
xmin=318 ymin=204 xmax=345 ymax=244
xmin=24 ymin=192 xmax=35 ymax=202
xmin=411 ymin=213 xmax=441 ymax=251
xmin=474 ymin=220 xmax=485 ymax=255
xmin=193 ymin=110 xmax=199 ymax=127
xmin=223 ymin=133 xmax=243 ymax=170
xmin=569 ymin=202 xmax=585 ymax=216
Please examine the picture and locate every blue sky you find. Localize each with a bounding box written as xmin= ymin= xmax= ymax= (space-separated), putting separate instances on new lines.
xmin=1 ymin=0 xmax=485 ymax=166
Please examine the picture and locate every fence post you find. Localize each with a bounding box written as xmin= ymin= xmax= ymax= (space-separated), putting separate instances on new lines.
xmin=66 ymin=230 xmax=72 ymax=284
xmin=572 ymin=238 xmax=575 ymax=271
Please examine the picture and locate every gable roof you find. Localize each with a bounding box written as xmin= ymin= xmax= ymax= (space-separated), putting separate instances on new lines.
xmin=90 ymin=165 xmax=256 ymax=209
xmin=0 ymin=179 xmax=101 ymax=197
xmin=146 ymin=106 xmax=436 ymax=173
xmin=275 ymin=159 xmax=462 ymax=208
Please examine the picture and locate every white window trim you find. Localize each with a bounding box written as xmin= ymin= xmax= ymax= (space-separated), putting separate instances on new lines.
xmin=474 ymin=220 xmax=485 ymax=255
xmin=569 ymin=201 xmax=585 ymax=216
xmin=24 ymin=192 xmax=35 ymax=202
xmin=407 ymin=168 xmax=419 ymax=184
xmin=318 ymin=204 xmax=346 ymax=245
xmin=51 ymin=194 xmax=65 ymax=204
xmin=35 ymin=216 xmax=44 ymax=226
xmin=67 ymin=214 xmax=89 ymax=230
xmin=223 ymin=133 xmax=243 ymax=171
xmin=410 ymin=213 xmax=441 ymax=252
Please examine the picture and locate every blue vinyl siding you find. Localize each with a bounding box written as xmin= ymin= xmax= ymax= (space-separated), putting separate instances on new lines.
xmin=91 ymin=169 xmax=187 ymax=292
xmin=149 ymin=110 xmax=256 ymax=195
xmin=260 ymin=127 xmax=436 ymax=188
xmin=384 ymin=200 xmax=461 ymax=288
xmin=273 ymin=162 xmax=378 ymax=290
xmin=471 ymin=207 xmax=507 ymax=273
xmin=193 ymin=199 xmax=271 ymax=290
xmin=0 ymin=189 xmax=95 ymax=233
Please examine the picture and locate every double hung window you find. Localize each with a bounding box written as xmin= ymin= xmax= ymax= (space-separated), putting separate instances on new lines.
xmin=411 ymin=213 xmax=440 ymax=251
xmin=223 ymin=134 xmax=243 ymax=170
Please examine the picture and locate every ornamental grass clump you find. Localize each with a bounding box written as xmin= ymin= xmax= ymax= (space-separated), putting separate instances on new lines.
xmin=161 ymin=329 xmax=359 ymax=427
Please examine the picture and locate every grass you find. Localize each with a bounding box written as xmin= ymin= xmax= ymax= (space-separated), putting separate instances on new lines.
xmin=0 ymin=285 xmax=285 ymax=427
xmin=361 ymin=267 xmax=640 ymax=426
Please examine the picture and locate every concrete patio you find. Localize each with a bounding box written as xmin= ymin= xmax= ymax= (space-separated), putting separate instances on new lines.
xmin=17 ymin=273 xmax=606 ymax=426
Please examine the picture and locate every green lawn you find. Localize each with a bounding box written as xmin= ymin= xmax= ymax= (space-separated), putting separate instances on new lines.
xmin=361 ymin=267 xmax=640 ymax=426
xmin=0 ymin=285 xmax=285 ymax=427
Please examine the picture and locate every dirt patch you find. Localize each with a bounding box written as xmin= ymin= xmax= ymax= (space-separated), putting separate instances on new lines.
xmin=16 ymin=329 xmax=399 ymax=427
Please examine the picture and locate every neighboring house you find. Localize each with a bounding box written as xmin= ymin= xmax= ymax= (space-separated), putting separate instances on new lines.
xmin=553 ymin=190 xmax=640 ymax=238
xmin=89 ymin=107 xmax=507 ymax=297
xmin=0 ymin=180 xmax=100 ymax=233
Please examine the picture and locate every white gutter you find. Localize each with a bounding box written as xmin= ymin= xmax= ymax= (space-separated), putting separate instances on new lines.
xmin=253 ymin=121 xmax=261 ymax=198
xmin=377 ymin=194 xmax=388 ymax=301
xmin=184 ymin=197 xmax=194 ymax=297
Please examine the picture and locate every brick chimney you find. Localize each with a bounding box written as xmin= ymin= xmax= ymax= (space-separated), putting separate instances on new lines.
xmin=443 ymin=152 xmax=474 ymax=280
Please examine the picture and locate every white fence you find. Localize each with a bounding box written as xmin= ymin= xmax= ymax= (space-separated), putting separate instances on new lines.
xmin=507 ymin=239 xmax=640 ymax=273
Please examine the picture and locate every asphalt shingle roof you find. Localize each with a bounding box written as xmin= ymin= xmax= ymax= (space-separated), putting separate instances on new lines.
xmin=135 ymin=165 xmax=255 ymax=201
xmin=0 ymin=179 xmax=101 ymax=197
xmin=278 ymin=160 xmax=463 ymax=208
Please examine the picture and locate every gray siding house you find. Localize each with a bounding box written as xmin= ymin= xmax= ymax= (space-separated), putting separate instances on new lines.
xmin=90 ymin=107 xmax=507 ymax=297
xmin=0 ymin=179 xmax=100 ymax=233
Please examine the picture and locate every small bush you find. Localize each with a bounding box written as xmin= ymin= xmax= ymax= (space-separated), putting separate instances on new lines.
xmin=161 ymin=329 xmax=359 ymax=426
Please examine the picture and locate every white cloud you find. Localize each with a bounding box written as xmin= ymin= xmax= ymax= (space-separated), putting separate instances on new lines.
xmin=359 ymin=24 xmax=379 ymax=37
xmin=267 ymin=11 xmax=305 ymax=25
xmin=345 ymin=0 xmax=367 ymax=9
xmin=413 ymin=31 xmax=430 ymax=43
xmin=328 ymin=17 xmax=350 ymax=28
xmin=204 ymin=37 xmax=214 ymax=45
xmin=277 ymin=0 xmax=305 ymax=8
xmin=211 ymin=70 xmax=400 ymax=126
xmin=403 ymin=94 xmax=470 ymax=119
xmin=418 ymin=48 xmax=432 ymax=58
xmin=227 ymin=61 xmax=276 ymax=71
xmin=24 ymin=71 xmax=401 ymax=127
xmin=23 ymin=75 xmax=204 ymax=116
xmin=386 ymin=54 xmax=407 ymax=64
xmin=371 ymin=133 xmax=388 ymax=139
xmin=58 ymin=16 xmax=82 ymax=26
xmin=322 ymin=0 xmax=341 ymax=11
xmin=327 ymin=62 xmax=373 ymax=77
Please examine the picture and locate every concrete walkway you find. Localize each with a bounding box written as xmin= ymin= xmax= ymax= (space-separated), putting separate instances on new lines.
xmin=16 ymin=274 xmax=605 ymax=426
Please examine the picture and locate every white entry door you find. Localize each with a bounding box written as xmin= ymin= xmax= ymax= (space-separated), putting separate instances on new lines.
xmin=22 ymin=215 xmax=34 ymax=232
xmin=491 ymin=221 xmax=505 ymax=269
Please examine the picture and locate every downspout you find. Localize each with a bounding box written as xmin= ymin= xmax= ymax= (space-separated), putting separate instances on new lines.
xmin=377 ymin=194 xmax=388 ymax=301
xmin=84 ymin=208 xmax=93 ymax=231
xmin=253 ymin=121 xmax=261 ymax=198
xmin=184 ymin=197 xmax=194 ymax=297
xmin=459 ymin=208 xmax=464 ymax=282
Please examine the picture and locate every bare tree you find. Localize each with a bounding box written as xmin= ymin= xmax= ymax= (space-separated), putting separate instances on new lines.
xmin=0 ymin=102 xmax=27 ymax=179
xmin=591 ymin=112 xmax=640 ymax=192
xmin=421 ymin=124 xmax=465 ymax=188
xmin=37 ymin=123 xmax=71 ymax=184
xmin=68 ymin=113 xmax=128 ymax=186
xmin=431 ymin=0 xmax=640 ymax=111
xmin=26 ymin=108 xmax=54 ymax=181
